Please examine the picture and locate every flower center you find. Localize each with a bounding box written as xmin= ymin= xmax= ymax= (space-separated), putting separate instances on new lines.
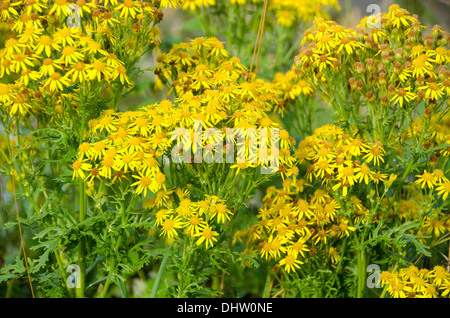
xmin=140 ymin=176 xmax=151 ymax=187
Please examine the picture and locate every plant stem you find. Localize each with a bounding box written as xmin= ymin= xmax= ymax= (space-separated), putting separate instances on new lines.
xmin=100 ymin=198 xmax=129 ymax=298
xmin=76 ymin=179 xmax=87 ymax=298
xmin=262 ymin=271 xmax=273 ymax=298
xmin=150 ymin=243 xmax=174 ymax=298
xmin=356 ymin=249 xmax=366 ymax=298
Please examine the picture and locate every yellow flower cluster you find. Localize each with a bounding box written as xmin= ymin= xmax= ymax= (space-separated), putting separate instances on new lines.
xmin=156 ymin=35 xmax=316 ymax=117
xmin=295 ymin=4 xmax=450 ymax=109
xmin=244 ymin=180 xmax=358 ymax=273
xmin=149 ymin=188 xmax=232 ymax=249
xmin=0 ymin=0 xmax=164 ymax=118
xmin=381 ymin=265 xmax=450 ymax=298
xmin=155 ymin=37 xmax=284 ymax=113
xmin=415 ymin=168 xmax=450 ymax=198
xmin=73 ymin=38 xmax=298 ymax=195
xmin=270 ymin=67 xmax=314 ymax=114
xmin=404 ymin=113 xmax=450 ymax=151
xmin=399 ymin=112 xmax=449 ymax=201
xmin=239 ymin=124 xmax=399 ymax=273
xmin=295 ymin=124 xmax=391 ymax=197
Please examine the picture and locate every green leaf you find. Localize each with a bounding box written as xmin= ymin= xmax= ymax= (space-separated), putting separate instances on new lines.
xmin=115 ymin=276 xmax=128 ymax=298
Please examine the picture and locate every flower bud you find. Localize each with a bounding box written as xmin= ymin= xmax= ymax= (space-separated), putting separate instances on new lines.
xmin=366 ymin=91 xmax=374 ymax=102
xmin=349 ymin=77 xmax=357 ymax=90
xmin=366 ymin=58 xmax=374 ymax=72
xmin=354 ymin=62 xmax=365 ymax=74
xmin=395 ymin=48 xmax=403 ymax=61
xmin=431 ymin=25 xmax=442 ymax=38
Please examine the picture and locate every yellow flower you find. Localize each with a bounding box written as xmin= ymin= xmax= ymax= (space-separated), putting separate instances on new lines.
xmin=418 ymin=81 xmax=445 ymax=100
xmin=195 ymin=225 xmax=219 ymax=249
xmin=115 ymin=0 xmax=142 ymax=19
xmin=387 ymin=280 xmax=412 ymax=298
xmin=423 ymin=216 xmax=447 ymax=237
xmin=7 ymin=94 xmax=31 ymax=116
xmin=338 ymin=219 xmax=356 ymax=237
xmin=131 ymin=171 xmax=154 ymax=196
xmin=34 ymin=35 xmax=60 ymax=57
xmin=314 ymin=53 xmax=336 ymax=71
xmin=362 ymin=145 xmax=386 ymax=166
xmin=184 ymin=215 xmax=207 ymax=236
xmin=275 ymin=10 xmax=296 ymax=28
xmin=160 ymin=215 xmax=184 ymax=239
xmin=53 ymin=26 xmax=80 ymax=46
xmin=415 ymin=169 xmax=436 ymax=189
xmin=279 ymin=252 xmax=303 ymax=273
xmin=354 ymin=163 xmax=371 ymax=184
xmin=390 ymin=86 xmax=416 ymax=108
xmin=72 ymin=158 xmax=92 ymax=180
xmin=11 ymin=51 xmax=36 ymax=73
xmin=43 ymin=72 xmax=71 ymax=92
xmin=88 ymin=58 xmax=112 ymax=82
xmin=210 ymin=202 xmax=232 ymax=224
xmin=288 ymin=237 xmax=309 ymax=258
xmin=58 ymin=45 xmax=84 ymax=65
xmin=409 ymin=54 xmax=435 ymax=78
xmin=436 ymin=181 xmax=450 ymax=200
xmin=66 ymin=62 xmax=89 ymax=83
xmin=48 ymin=0 xmax=70 ymax=17
xmin=329 ymin=247 xmax=340 ymax=264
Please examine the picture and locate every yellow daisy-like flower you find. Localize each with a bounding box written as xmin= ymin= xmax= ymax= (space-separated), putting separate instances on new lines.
xmin=409 ymin=54 xmax=435 ymax=78
xmin=195 ymin=225 xmax=219 ymax=249
xmin=362 ymin=144 xmax=386 ymax=166
xmin=72 ymin=158 xmax=92 ymax=180
xmin=436 ymin=181 xmax=450 ymax=200
xmin=7 ymin=94 xmax=31 ymax=116
xmin=34 ymin=35 xmax=60 ymax=57
xmin=354 ymin=163 xmax=371 ymax=184
xmin=275 ymin=10 xmax=296 ymax=28
xmin=418 ymin=82 xmax=445 ymax=100
xmin=160 ymin=215 xmax=184 ymax=239
xmin=415 ymin=169 xmax=436 ymax=189
xmin=88 ymin=58 xmax=111 ymax=82
xmin=131 ymin=171 xmax=154 ymax=196
xmin=115 ymin=0 xmax=142 ymax=19
xmin=59 ymin=45 xmax=85 ymax=65
xmin=48 ymin=0 xmax=71 ymax=17
xmin=210 ymin=202 xmax=232 ymax=224
xmin=43 ymin=72 xmax=71 ymax=92
xmin=390 ymin=86 xmax=416 ymax=108
xmin=279 ymin=252 xmax=303 ymax=273
xmin=66 ymin=62 xmax=89 ymax=83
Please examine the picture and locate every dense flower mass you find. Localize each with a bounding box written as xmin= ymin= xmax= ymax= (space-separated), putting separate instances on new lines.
xmin=295 ymin=4 xmax=450 ymax=144
xmin=0 ymin=0 xmax=167 ymax=119
xmin=235 ymin=5 xmax=450 ymax=299
xmin=74 ymin=38 xmax=297 ymax=195
xmin=1 ymin=1 xmax=449 ymax=300
xmin=381 ymin=265 xmax=450 ymax=298
xmin=71 ymin=38 xmax=298 ymax=252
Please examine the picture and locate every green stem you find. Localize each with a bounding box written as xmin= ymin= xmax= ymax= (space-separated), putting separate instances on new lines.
xmin=262 ymin=271 xmax=272 ymax=298
xmin=76 ymin=179 xmax=87 ymax=298
xmin=150 ymin=243 xmax=174 ymax=298
xmin=100 ymin=198 xmax=130 ymax=298
xmin=356 ymin=249 xmax=366 ymax=298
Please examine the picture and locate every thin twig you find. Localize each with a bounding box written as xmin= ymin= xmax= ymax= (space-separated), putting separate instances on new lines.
xmin=10 ymin=124 xmax=35 ymax=298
